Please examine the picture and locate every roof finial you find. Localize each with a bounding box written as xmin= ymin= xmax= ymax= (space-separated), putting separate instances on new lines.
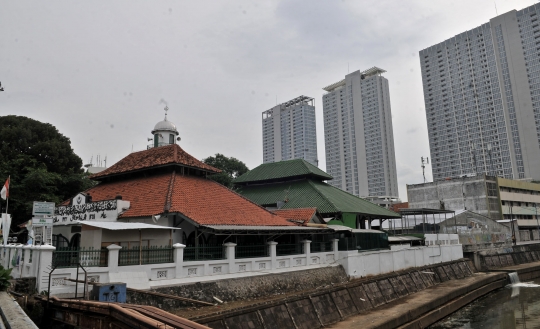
xmin=164 ymin=106 xmax=169 ymax=121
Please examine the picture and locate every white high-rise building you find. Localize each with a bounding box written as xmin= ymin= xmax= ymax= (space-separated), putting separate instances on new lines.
xmin=262 ymin=96 xmax=318 ymax=166
xmin=420 ymin=4 xmax=540 ymax=181
xmin=322 ymin=68 xmax=399 ymax=198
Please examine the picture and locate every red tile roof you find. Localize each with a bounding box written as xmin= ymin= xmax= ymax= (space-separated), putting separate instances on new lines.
xmin=390 ymin=202 xmax=408 ymax=212
xmin=90 ymin=144 xmax=220 ymax=180
xmin=84 ymin=172 xmax=293 ymax=226
xmin=272 ymin=208 xmax=317 ymax=225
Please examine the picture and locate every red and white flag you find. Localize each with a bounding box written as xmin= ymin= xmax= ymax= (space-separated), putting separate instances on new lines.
xmin=0 ymin=177 xmax=9 ymax=200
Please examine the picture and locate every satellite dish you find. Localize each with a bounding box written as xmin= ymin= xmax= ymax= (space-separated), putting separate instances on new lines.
xmin=360 ymin=75 xmax=365 ymax=80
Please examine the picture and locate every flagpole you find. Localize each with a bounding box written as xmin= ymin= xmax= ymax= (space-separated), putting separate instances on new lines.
xmin=5 ymin=176 xmax=8 ymax=215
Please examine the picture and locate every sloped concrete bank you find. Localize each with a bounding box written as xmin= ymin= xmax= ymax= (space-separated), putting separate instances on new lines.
xmin=187 ymin=259 xmax=476 ymax=329
xmin=332 ymin=255 xmax=540 ymax=329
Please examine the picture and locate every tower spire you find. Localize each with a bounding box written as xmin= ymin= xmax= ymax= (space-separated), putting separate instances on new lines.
xmin=164 ymin=106 xmax=169 ymax=121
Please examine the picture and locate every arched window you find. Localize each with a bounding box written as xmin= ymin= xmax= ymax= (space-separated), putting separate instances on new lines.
xmin=154 ymin=134 xmax=159 ymax=147
xmin=69 ymin=233 xmax=81 ymax=248
xmin=52 ymin=234 xmax=69 ymax=248
xmin=169 ymin=134 xmax=174 ymax=144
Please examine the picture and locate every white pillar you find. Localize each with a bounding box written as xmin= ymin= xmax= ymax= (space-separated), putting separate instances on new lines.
xmin=268 ymin=241 xmax=277 ymax=269
xmin=224 ymin=242 xmax=237 ymax=274
xmin=22 ymin=245 xmax=32 ymax=277
xmin=5 ymin=245 xmax=14 ymax=269
xmin=106 ymin=244 xmax=122 ymax=273
xmin=302 ymin=240 xmax=311 ymax=265
xmin=333 ymin=238 xmax=339 ymax=260
xmin=37 ymin=245 xmax=56 ymax=293
xmin=173 ymin=243 xmax=185 ymax=279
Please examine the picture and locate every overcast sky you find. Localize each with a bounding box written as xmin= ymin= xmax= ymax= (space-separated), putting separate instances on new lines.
xmin=0 ymin=0 xmax=534 ymax=200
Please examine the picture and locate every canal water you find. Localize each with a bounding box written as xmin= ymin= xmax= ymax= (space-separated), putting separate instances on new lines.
xmin=429 ymin=276 xmax=540 ymax=329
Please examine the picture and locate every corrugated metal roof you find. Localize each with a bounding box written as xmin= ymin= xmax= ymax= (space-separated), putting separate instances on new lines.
xmin=233 ymin=159 xmax=332 ymax=184
xmin=237 ymin=179 xmax=400 ymax=218
xmin=388 ymin=236 xmax=422 ymax=242
xmin=76 ymin=221 xmax=176 ymax=230
xmin=203 ymin=225 xmax=330 ymax=232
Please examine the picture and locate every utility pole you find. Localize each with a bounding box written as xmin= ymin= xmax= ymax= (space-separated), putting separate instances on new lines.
xmin=421 ymin=156 xmax=429 ymax=183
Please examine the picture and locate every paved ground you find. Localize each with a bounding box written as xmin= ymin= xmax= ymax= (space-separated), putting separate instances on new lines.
xmin=0 ymin=292 xmax=38 ymax=329
xmin=328 ymin=272 xmax=506 ymax=329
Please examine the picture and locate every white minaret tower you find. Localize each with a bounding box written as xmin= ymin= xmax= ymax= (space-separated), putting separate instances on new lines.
xmin=149 ymin=106 xmax=180 ymax=148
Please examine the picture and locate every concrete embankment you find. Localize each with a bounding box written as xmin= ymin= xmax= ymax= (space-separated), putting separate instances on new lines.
xmin=329 ymin=272 xmax=507 ymax=329
xmin=0 ymin=292 xmax=39 ymax=329
xmin=188 ymin=259 xmax=475 ymax=329
xmin=330 ymin=251 xmax=540 ymax=329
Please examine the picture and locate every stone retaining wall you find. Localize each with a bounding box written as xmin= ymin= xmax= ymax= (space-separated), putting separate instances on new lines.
xmin=126 ymin=265 xmax=349 ymax=310
xmin=479 ymin=250 xmax=540 ymax=271
xmin=191 ymin=259 xmax=475 ymax=329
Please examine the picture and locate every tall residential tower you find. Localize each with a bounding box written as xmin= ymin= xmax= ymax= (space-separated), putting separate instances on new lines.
xmin=262 ymin=96 xmax=318 ymax=166
xmin=322 ymin=68 xmax=399 ymax=198
xmin=420 ymin=4 xmax=540 ymax=181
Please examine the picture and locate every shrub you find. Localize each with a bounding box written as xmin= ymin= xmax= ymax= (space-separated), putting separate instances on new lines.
xmin=0 ymin=265 xmax=13 ymax=291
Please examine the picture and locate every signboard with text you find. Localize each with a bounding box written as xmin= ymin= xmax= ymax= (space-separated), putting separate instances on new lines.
xmin=32 ymin=217 xmax=53 ymax=226
xmin=32 ymin=202 xmax=55 ymax=216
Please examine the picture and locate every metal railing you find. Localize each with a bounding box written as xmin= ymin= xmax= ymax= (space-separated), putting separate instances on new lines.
xmin=310 ymin=241 xmax=333 ymax=253
xmin=118 ymin=246 xmax=173 ymax=266
xmin=52 ymin=247 xmax=108 ymax=268
xmin=184 ymin=245 xmax=225 ymax=262
xmin=235 ymin=245 xmax=269 ymax=259
xmin=276 ymin=243 xmax=304 ymax=256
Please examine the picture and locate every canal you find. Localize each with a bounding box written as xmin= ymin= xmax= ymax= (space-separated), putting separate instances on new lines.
xmin=430 ymin=277 xmax=540 ymax=328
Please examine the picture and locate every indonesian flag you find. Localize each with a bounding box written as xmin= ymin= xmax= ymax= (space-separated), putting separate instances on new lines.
xmin=0 ymin=177 xmax=9 ymax=200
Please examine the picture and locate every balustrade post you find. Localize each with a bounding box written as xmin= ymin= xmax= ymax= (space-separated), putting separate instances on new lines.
xmin=301 ymin=240 xmax=311 ymax=266
xmin=223 ymin=242 xmax=237 ymax=274
xmin=37 ymin=245 xmax=56 ymax=293
xmin=267 ymin=241 xmax=278 ymax=269
xmin=173 ymin=243 xmax=185 ymax=279
xmin=333 ymin=238 xmax=339 ymax=260
xmin=6 ymin=245 xmax=14 ymax=269
xmin=22 ymin=245 xmax=32 ymax=277
xmin=107 ymin=244 xmax=122 ymax=273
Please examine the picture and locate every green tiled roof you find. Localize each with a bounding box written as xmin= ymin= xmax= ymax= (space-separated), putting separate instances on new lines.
xmin=233 ymin=159 xmax=332 ymax=184
xmin=236 ymin=178 xmax=400 ymax=218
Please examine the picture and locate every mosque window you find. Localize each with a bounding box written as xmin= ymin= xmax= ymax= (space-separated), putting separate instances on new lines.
xmin=169 ymin=134 xmax=174 ymax=144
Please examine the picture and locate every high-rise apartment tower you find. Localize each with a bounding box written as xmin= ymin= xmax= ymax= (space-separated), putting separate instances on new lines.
xmin=262 ymin=96 xmax=318 ymax=166
xmin=420 ymin=4 xmax=540 ymax=181
xmin=322 ymin=68 xmax=399 ymax=198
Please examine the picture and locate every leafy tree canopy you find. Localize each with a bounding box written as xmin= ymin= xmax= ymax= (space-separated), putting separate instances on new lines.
xmin=0 ymin=115 xmax=94 ymax=226
xmin=202 ymin=153 xmax=249 ymax=189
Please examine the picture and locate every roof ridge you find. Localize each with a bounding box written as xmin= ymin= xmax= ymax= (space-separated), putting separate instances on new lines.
xmin=306 ymin=180 xmax=339 ymax=213
xmin=164 ymin=170 xmax=176 ymax=213
xmin=321 ymin=182 xmax=400 ymax=215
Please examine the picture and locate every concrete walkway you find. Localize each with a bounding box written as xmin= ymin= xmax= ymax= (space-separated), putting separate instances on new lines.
xmin=0 ymin=292 xmax=39 ymax=329
xmin=328 ymin=272 xmax=507 ymax=329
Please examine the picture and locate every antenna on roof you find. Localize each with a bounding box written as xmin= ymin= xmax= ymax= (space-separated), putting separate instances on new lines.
xmin=421 ymin=156 xmax=430 ymax=183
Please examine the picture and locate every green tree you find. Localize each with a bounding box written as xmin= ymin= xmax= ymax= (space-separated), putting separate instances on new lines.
xmin=0 ymin=115 xmax=95 ymax=226
xmin=202 ymin=153 xmax=249 ymax=189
